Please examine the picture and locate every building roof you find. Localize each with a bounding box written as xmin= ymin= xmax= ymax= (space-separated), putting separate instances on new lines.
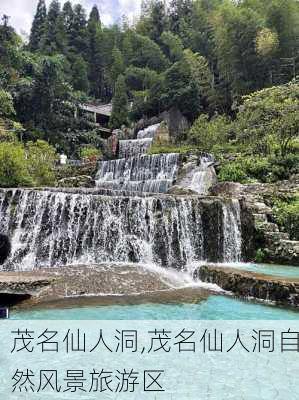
xmin=80 ymin=103 xmax=112 ymax=117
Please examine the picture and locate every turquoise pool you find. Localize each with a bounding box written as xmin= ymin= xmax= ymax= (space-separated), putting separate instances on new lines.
xmin=220 ymin=262 xmax=299 ymax=278
xmin=12 ymin=294 xmax=299 ymax=320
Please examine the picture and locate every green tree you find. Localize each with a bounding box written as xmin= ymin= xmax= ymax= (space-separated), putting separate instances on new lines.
xmin=41 ymin=0 xmax=65 ymax=54
xmin=0 ymin=142 xmax=32 ymax=187
xmin=149 ymin=0 xmax=168 ymax=43
xmin=169 ymin=0 xmax=193 ymax=45
xmin=71 ymin=55 xmax=89 ymax=92
xmin=110 ymin=47 xmax=125 ymax=89
xmin=68 ymin=4 xmax=88 ymax=55
xmin=87 ymin=5 xmax=103 ymax=98
xmin=32 ymin=55 xmax=73 ymax=129
xmin=236 ymin=80 xmax=299 ymax=156
xmin=212 ymin=3 xmax=268 ymax=100
xmin=110 ymin=74 xmax=128 ymax=129
xmin=189 ymin=113 xmax=231 ymax=151
xmin=61 ymin=1 xmax=74 ymax=39
xmin=183 ymin=49 xmax=215 ymax=111
xmin=29 ymin=0 xmax=47 ymax=51
xmin=266 ymin=0 xmax=299 ymax=58
xmin=26 ymin=140 xmax=57 ymax=186
xmin=125 ymin=32 xmax=169 ymax=72
xmin=125 ymin=66 xmax=160 ymax=91
xmin=161 ymin=31 xmax=183 ymax=61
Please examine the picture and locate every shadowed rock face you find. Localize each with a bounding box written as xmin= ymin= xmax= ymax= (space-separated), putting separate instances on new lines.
xmin=0 ymin=234 xmax=10 ymax=265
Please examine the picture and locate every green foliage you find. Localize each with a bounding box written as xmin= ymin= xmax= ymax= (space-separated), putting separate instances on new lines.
xmin=125 ymin=66 xmax=160 ymax=91
xmin=189 ymin=114 xmax=231 ymax=151
xmin=148 ymin=143 xmax=195 ymax=155
xmin=0 ymin=142 xmax=32 ymax=187
xmin=79 ymin=145 xmax=102 ymax=161
xmin=161 ymin=31 xmax=183 ymax=61
xmin=110 ymin=74 xmax=128 ymax=129
xmin=273 ymin=196 xmax=299 ymax=240
xmin=29 ymin=0 xmax=47 ymax=51
xmin=218 ymin=163 xmax=249 ymax=184
xmin=110 ymin=47 xmax=125 ymax=87
xmin=0 ymin=90 xmax=15 ymax=117
xmin=70 ymin=55 xmax=89 ymax=92
xmin=236 ymin=80 xmax=299 ymax=156
xmin=2 ymin=0 xmax=299 ymax=161
xmin=212 ymin=3 xmax=268 ymax=98
xmin=87 ymin=5 xmax=103 ymax=98
xmin=26 ymin=140 xmax=57 ymax=186
xmin=163 ymin=59 xmax=200 ymax=120
xmin=125 ymin=32 xmax=169 ymax=72
xmin=255 ymin=249 xmax=266 ymax=263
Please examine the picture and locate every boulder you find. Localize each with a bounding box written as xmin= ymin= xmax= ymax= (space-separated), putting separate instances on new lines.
xmin=210 ymin=182 xmax=243 ymax=197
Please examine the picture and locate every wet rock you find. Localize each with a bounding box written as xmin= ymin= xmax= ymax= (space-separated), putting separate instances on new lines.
xmin=195 ymin=265 xmax=299 ymax=307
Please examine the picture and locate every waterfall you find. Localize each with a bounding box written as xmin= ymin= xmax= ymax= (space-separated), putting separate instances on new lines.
xmin=137 ymin=123 xmax=161 ymax=139
xmin=0 ymin=189 xmax=242 ymax=271
xmin=119 ymin=138 xmax=153 ymax=158
xmin=96 ymin=153 xmax=179 ymax=193
xmin=189 ymin=154 xmax=217 ymax=195
xmin=222 ymin=199 xmax=242 ymax=263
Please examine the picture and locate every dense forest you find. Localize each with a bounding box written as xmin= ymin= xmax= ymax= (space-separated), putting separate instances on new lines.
xmin=0 ymin=0 xmax=298 ymax=181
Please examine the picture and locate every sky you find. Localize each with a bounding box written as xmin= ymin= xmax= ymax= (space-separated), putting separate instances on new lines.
xmin=0 ymin=0 xmax=143 ymax=37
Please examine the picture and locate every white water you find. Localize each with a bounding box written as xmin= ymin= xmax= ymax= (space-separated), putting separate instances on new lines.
xmin=96 ymin=153 xmax=179 ymax=193
xmin=0 ymin=189 xmax=242 ymax=270
xmin=222 ymin=199 xmax=242 ymax=262
xmin=137 ymin=123 xmax=161 ymax=139
xmin=118 ymin=138 xmax=153 ymax=158
xmin=189 ymin=155 xmax=217 ymax=195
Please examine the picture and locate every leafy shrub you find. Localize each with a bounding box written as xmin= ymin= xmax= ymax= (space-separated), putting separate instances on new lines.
xmin=79 ymin=145 xmax=102 ymax=161
xmin=0 ymin=142 xmax=32 ymax=187
xmin=218 ymin=163 xmax=249 ymax=183
xmin=26 ymin=140 xmax=57 ymax=186
xmin=273 ymin=197 xmax=299 ymax=241
xmin=189 ymin=114 xmax=231 ymax=152
xmin=255 ymin=249 xmax=266 ymax=263
xmin=241 ymin=157 xmax=271 ymax=182
xmin=268 ymin=154 xmax=299 ymax=181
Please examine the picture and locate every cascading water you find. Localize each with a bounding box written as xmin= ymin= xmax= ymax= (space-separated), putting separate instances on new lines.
xmin=222 ymin=199 xmax=242 ymax=263
xmin=137 ymin=123 xmax=161 ymax=139
xmin=0 ymin=189 xmax=242 ymax=271
xmin=118 ymin=138 xmax=153 ymax=158
xmin=0 ymin=118 xmax=244 ymax=274
xmin=189 ymin=154 xmax=217 ymax=195
xmin=96 ymin=153 xmax=179 ymax=193
xmin=118 ymin=123 xmax=161 ymax=158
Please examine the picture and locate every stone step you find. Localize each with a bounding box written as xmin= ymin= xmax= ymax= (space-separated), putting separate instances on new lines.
xmin=249 ymin=202 xmax=273 ymax=215
xmin=264 ymin=232 xmax=290 ymax=243
xmin=257 ymin=222 xmax=279 ymax=233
